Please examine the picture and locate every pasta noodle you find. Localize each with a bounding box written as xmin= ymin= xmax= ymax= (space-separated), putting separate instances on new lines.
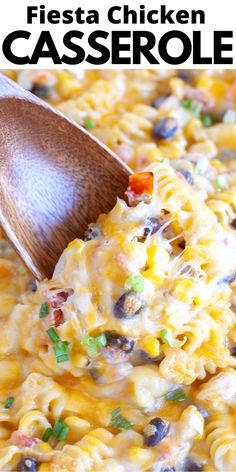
xmin=0 ymin=69 xmax=235 ymax=471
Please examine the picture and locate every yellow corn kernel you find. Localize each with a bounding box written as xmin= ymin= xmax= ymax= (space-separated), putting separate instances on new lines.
xmin=184 ymin=119 xmax=206 ymax=142
xmin=211 ymin=159 xmax=226 ymax=172
xmin=208 ymin=307 xmax=222 ymax=320
xmin=171 ymin=218 xmax=182 ymax=234
xmin=147 ymin=245 xmax=170 ymax=268
xmin=158 ymin=143 xmax=181 ymax=159
xmin=56 ymin=71 xmax=82 ymax=99
xmin=193 ymin=295 xmax=203 ymax=306
xmin=197 ymin=76 xmax=213 ymax=90
xmin=38 ymin=464 xmax=51 ymax=472
xmin=67 ymin=239 xmax=83 ymax=251
xmin=211 ymin=80 xmax=228 ymax=100
xmin=173 ymin=279 xmax=195 ymax=303
xmin=35 ymin=442 xmax=52 ymax=454
xmin=184 ymin=246 xmax=205 ymax=262
xmin=143 ymin=267 xmax=164 ymax=285
xmin=129 ymin=447 xmax=153 ymax=466
xmin=139 ymin=336 xmax=160 ymax=358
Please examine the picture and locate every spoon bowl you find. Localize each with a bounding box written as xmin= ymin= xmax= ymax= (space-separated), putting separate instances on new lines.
xmin=0 ymin=74 xmax=131 ymax=279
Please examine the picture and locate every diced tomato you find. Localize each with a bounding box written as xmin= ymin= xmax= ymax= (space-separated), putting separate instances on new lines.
xmin=48 ymin=291 xmax=69 ymax=309
xmin=10 ymin=431 xmax=38 ymax=448
xmin=126 ymin=172 xmax=154 ymax=206
xmin=186 ymin=88 xmax=215 ymax=111
xmin=53 ymin=308 xmax=65 ymax=327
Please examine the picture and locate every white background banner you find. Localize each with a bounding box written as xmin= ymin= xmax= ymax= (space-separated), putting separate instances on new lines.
xmin=0 ymin=0 xmax=236 ymax=68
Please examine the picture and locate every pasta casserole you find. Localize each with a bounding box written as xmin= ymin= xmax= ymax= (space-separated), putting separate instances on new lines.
xmin=0 ymin=69 xmax=236 ymax=471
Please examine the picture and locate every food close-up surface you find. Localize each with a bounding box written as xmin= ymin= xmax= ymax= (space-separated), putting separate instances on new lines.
xmin=0 ymin=69 xmax=236 ymax=472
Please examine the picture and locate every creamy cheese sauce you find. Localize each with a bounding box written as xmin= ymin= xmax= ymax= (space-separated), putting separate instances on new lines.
xmin=0 ymin=69 xmax=236 ymax=471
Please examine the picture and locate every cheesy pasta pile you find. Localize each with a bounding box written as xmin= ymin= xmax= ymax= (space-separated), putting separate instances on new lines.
xmin=0 ymin=69 xmax=236 ymax=472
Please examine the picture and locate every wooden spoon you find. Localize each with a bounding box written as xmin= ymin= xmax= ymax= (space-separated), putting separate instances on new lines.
xmin=0 ymin=73 xmax=132 ymax=280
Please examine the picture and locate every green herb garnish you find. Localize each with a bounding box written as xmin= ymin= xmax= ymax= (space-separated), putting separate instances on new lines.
xmin=191 ymin=100 xmax=203 ymax=119
xmin=53 ymin=341 xmax=71 ymax=363
xmin=195 ymin=157 xmax=209 ymax=176
xmin=81 ymin=333 xmax=107 ymax=357
xmin=84 ymin=118 xmax=95 ymax=130
xmin=201 ymin=115 xmax=213 ymax=128
xmin=214 ymin=175 xmax=227 ymax=190
xmin=4 ymin=396 xmax=14 ymax=409
xmin=46 ymin=328 xmax=70 ymax=363
xmin=39 ymin=302 xmax=50 ymax=318
xmin=42 ymin=420 xmax=69 ymax=442
xmin=110 ymin=407 xmax=133 ymax=430
xmin=182 ymin=99 xmax=191 ymax=109
xmin=160 ymin=329 xmax=186 ymax=348
xmin=47 ymin=327 xmax=60 ymax=343
xmin=182 ymin=99 xmax=203 ymax=119
xmin=53 ymin=419 xmax=69 ymax=440
xmin=166 ymin=388 xmax=187 ymax=403
xmin=42 ymin=427 xmax=53 ymax=442
xmin=124 ymin=275 xmax=145 ymax=293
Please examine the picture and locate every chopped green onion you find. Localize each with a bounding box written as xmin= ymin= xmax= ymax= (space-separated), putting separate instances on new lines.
xmin=42 ymin=427 xmax=53 ymax=442
xmin=195 ymin=157 xmax=209 ymax=176
xmin=182 ymin=99 xmax=191 ymax=109
xmin=4 ymin=396 xmax=14 ymax=409
xmin=53 ymin=341 xmax=70 ymax=363
xmin=124 ymin=275 xmax=145 ymax=293
xmin=81 ymin=333 xmax=107 ymax=357
xmin=84 ymin=118 xmax=95 ymax=130
xmin=39 ymin=302 xmax=50 ymax=318
xmin=53 ymin=419 xmax=69 ymax=440
xmin=201 ymin=115 xmax=213 ymax=128
xmin=161 ymin=158 xmax=170 ymax=165
xmin=110 ymin=407 xmax=133 ymax=430
xmin=223 ymin=109 xmax=236 ymax=124
xmin=191 ymin=100 xmax=203 ymax=119
xmin=166 ymin=388 xmax=187 ymax=403
xmin=18 ymin=266 xmax=27 ymax=274
xmin=160 ymin=329 xmax=186 ymax=348
xmin=47 ymin=327 xmax=60 ymax=343
xmin=57 ymin=424 xmax=69 ymax=441
xmin=214 ymin=175 xmax=227 ymax=190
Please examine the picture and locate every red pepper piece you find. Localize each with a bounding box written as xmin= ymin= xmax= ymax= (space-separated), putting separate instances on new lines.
xmin=126 ymin=172 xmax=154 ymax=206
xmin=53 ymin=309 xmax=65 ymax=327
xmin=49 ymin=291 xmax=69 ymax=309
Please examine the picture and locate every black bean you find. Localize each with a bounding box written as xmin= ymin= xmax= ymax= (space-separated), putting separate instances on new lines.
xmin=151 ymin=94 xmax=170 ymax=108
xmin=105 ymin=331 xmax=135 ymax=353
xmin=161 ymin=468 xmax=176 ymax=472
xmin=177 ymin=72 xmax=192 ymax=81
xmin=176 ymin=169 xmax=194 ymax=185
xmin=30 ymin=84 xmax=51 ymax=99
xmin=18 ymin=457 xmax=38 ymax=472
xmin=153 ymin=117 xmax=178 ymax=140
xmin=218 ymin=273 xmax=236 ymax=285
xmin=130 ymin=349 xmax=164 ymax=366
xmin=84 ymin=225 xmax=102 ymax=241
xmin=29 ymin=280 xmax=37 ymax=292
xmin=231 ymin=218 xmax=236 ymax=229
xmin=231 ymin=347 xmax=236 ymax=356
xmin=184 ymin=458 xmax=203 ymax=472
xmin=144 ymin=417 xmax=169 ymax=447
xmin=114 ymin=291 xmax=145 ymax=319
xmin=144 ymin=217 xmax=162 ymax=237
